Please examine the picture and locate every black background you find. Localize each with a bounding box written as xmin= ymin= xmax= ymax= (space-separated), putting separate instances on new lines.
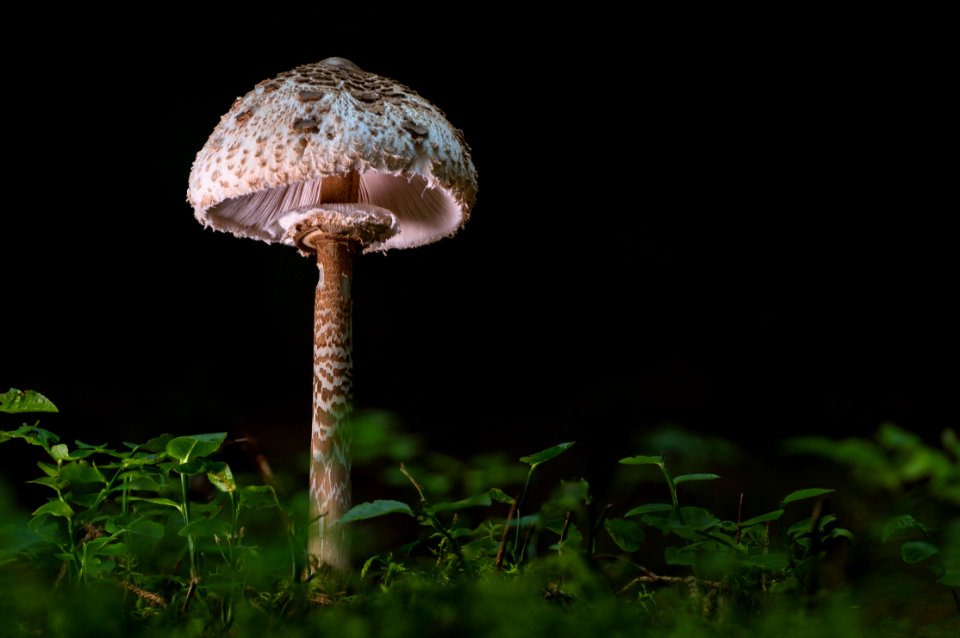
xmin=1 ymin=9 xmax=953 ymax=493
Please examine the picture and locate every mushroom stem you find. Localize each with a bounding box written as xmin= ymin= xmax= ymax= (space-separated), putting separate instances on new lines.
xmin=308 ymin=235 xmax=356 ymax=572
xmin=291 ymin=195 xmax=397 ymax=574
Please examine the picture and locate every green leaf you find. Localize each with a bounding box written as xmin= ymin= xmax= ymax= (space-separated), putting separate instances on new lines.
xmin=206 ymin=462 xmax=236 ymax=493
xmin=818 ymin=514 xmax=838 ymax=531
xmin=132 ymin=433 xmax=174 ymax=453
xmin=740 ymin=510 xmax=785 ymax=527
xmin=901 ymin=541 xmax=939 ymax=563
xmin=664 ymin=545 xmax=699 ymax=566
xmin=548 ymin=522 xmax=583 ymax=552
xmin=939 ymin=570 xmax=960 ymax=587
xmin=361 ymin=555 xmax=380 ymax=580
xmin=826 ymin=528 xmax=855 ymax=542
xmin=605 ymin=518 xmax=645 ymax=552
xmin=75 ymin=439 xmax=110 ymax=451
xmin=110 ymin=472 xmax=166 ymax=494
xmin=71 ymin=493 xmax=99 ymax=508
xmin=82 ymin=536 xmax=119 ymax=555
xmin=673 ymin=473 xmax=721 ymax=484
xmin=624 ymin=503 xmax=674 ymax=518
xmin=36 ymin=461 xmax=59 ymax=477
xmin=681 ymin=507 xmax=720 ymax=530
xmin=73 ymin=440 xmax=128 ymax=460
xmin=427 ymin=493 xmax=492 ymax=514
xmin=172 ymin=458 xmax=208 ymax=475
xmin=742 ymin=551 xmax=790 ymax=570
xmin=487 ymin=488 xmax=515 ymax=505
xmin=0 ymin=389 xmax=58 ymax=414
xmin=239 ymin=485 xmax=280 ymax=510
xmin=179 ymin=517 xmax=232 ymax=539
xmin=545 ymin=479 xmax=590 ymax=511
xmin=877 ymin=422 xmax=922 ymax=450
xmin=107 ymin=517 xmax=165 ymax=540
xmin=28 ymin=476 xmax=65 ymax=491
xmin=61 ymin=461 xmax=106 ymax=485
xmin=781 ymin=488 xmax=835 ymax=505
xmin=519 ymin=441 xmax=575 ymax=467
xmin=881 ymin=515 xmax=930 ymax=542
xmin=782 ymin=435 xmax=900 ymax=491
xmin=117 ymin=453 xmax=164 ymax=468
xmin=32 ymin=499 xmax=74 ymax=519
xmin=340 ymin=500 xmax=414 ymax=524
xmin=641 ymin=507 xmax=719 ymax=539
xmin=82 ymin=557 xmax=117 ymax=577
xmin=787 ymin=517 xmax=815 ymax=538
xmin=506 ymin=514 xmax=541 ymax=528
xmin=94 ymin=542 xmax=128 ymax=557
xmin=619 ymin=455 xmax=663 ymax=466
xmin=66 ymin=449 xmax=97 ymax=460
xmin=128 ymin=496 xmax=182 ymax=512
xmin=1 ymin=425 xmax=59 ymax=449
xmin=165 ymin=433 xmax=227 ymax=463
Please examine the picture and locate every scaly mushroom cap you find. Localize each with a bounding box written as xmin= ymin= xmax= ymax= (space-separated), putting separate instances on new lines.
xmin=187 ymin=57 xmax=477 ymax=252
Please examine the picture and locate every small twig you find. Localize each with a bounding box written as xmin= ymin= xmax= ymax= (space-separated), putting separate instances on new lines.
xmin=617 ymin=566 xmax=722 ymax=595
xmin=53 ymin=560 xmax=68 ymax=589
xmin=400 ymin=463 xmax=430 ymax=506
xmin=181 ymin=575 xmax=199 ymax=613
xmin=255 ymin=453 xmax=276 ymax=486
xmin=230 ymin=435 xmax=279 ymax=488
xmin=734 ymin=493 xmax=744 ymax=544
xmin=117 ymin=580 xmax=168 ymax=608
xmin=399 ymin=464 xmax=466 ymax=568
xmin=495 ymin=498 xmax=519 ymax=570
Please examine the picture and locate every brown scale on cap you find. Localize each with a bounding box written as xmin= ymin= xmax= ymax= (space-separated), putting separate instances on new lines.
xmin=187 ymin=57 xmax=475 ymax=573
xmin=188 ymin=56 xmax=476 ymax=252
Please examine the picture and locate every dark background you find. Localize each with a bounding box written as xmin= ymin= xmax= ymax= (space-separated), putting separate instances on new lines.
xmin=1 ymin=9 xmax=953 ymax=494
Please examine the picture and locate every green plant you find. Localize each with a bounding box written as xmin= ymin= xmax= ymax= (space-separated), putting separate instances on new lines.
xmin=786 ymin=423 xmax=960 ymax=614
xmin=3 ymin=388 xmax=959 ymax=637
xmin=0 ymin=388 xmax=291 ymax=631
xmin=611 ymin=454 xmax=853 ymax=616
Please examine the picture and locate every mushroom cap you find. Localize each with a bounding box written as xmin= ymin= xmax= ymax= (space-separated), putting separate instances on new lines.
xmin=187 ymin=58 xmax=477 ymax=252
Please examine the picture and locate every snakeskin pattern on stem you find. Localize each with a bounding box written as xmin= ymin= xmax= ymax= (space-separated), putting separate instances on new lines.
xmin=308 ymin=238 xmax=354 ymax=570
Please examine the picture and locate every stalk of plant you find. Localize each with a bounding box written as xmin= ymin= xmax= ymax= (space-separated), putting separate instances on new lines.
xmin=512 ymin=442 xmax=575 ymax=564
xmin=179 ymin=466 xmax=198 ymax=591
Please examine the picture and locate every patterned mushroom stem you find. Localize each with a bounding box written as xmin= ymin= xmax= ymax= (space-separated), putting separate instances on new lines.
xmin=309 ymin=236 xmax=355 ymax=571
xmin=294 ymin=177 xmax=397 ymax=573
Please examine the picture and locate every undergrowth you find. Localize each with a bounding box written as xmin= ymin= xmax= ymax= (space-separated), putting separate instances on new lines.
xmin=1 ymin=388 xmax=958 ymax=637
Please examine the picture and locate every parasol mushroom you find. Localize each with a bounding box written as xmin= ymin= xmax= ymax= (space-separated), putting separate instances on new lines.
xmin=187 ymin=57 xmax=476 ymax=571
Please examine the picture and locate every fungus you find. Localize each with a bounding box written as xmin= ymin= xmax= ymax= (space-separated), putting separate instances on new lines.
xmin=187 ymin=57 xmax=476 ymax=571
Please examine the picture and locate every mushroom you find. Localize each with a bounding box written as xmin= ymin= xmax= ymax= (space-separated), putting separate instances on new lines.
xmin=187 ymin=57 xmax=476 ymax=571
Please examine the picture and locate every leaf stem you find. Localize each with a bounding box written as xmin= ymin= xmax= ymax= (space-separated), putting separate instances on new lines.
xmin=180 ymin=472 xmax=197 ymax=583
xmin=657 ymin=459 xmax=684 ymax=526
xmin=495 ymin=498 xmax=518 ymax=570
xmin=514 ymin=466 xmax=537 ymax=560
